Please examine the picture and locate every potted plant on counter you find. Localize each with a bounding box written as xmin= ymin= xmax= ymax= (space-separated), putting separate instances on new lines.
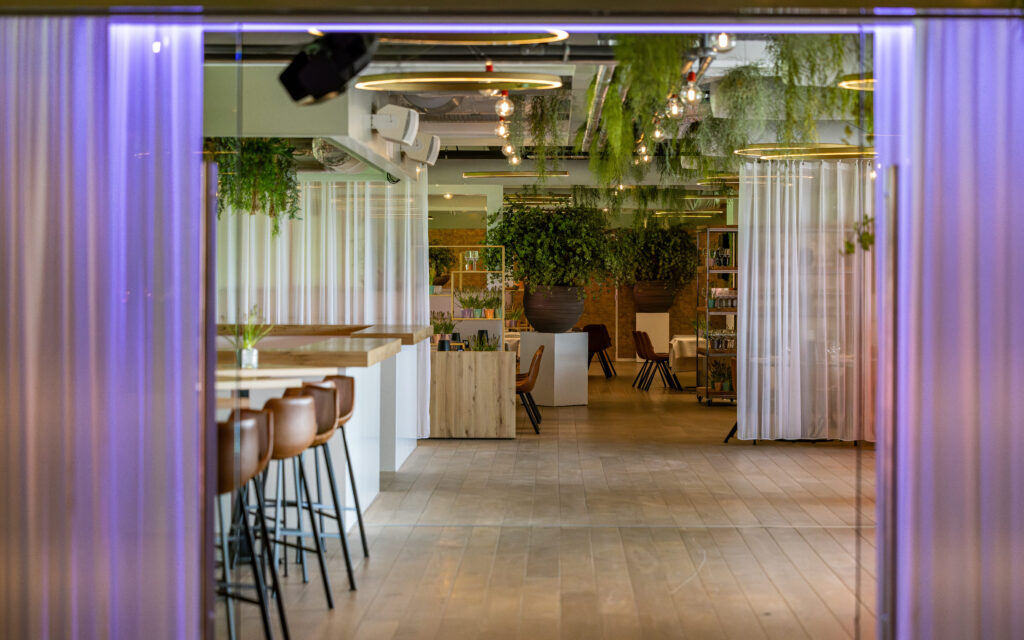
xmin=483 ymin=289 xmax=502 ymax=319
xmin=609 ymin=218 xmax=698 ymax=313
xmin=225 ymin=304 xmax=273 ymax=368
xmin=431 ymin=311 xmax=456 ymax=350
xmin=486 ymin=202 xmax=609 ymax=333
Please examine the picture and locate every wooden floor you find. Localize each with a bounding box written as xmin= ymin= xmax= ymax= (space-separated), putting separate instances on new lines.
xmin=221 ymin=363 xmax=876 ymax=639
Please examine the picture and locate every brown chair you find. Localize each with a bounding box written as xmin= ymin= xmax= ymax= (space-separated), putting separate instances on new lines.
xmin=584 ymin=323 xmax=616 ymax=378
xmin=516 ymin=346 xmax=544 ymax=433
xmin=216 ymin=412 xmax=289 ymax=640
xmin=264 ymin=394 xmax=334 ymax=609
xmin=641 ymin=331 xmax=682 ymax=391
xmin=321 ymin=375 xmax=370 ymax=561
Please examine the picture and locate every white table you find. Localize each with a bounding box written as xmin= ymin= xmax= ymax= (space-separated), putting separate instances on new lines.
xmin=669 ymin=335 xmax=698 ymax=373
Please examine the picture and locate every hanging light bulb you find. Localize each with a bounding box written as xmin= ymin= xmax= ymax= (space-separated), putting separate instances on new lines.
xmin=501 ymin=142 xmax=516 ymax=157
xmin=636 ymin=142 xmax=648 ymax=155
xmin=495 ymin=90 xmax=514 ymax=117
xmin=666 ymin=95 xmax=683 ymax=119
xmin=712 ymin=32 xmax=737 ymax=53
xmin=508 ymin=154 xmax=521 ymax=166
xmin=617 ymin=183 xmax=626 ymax=191
xmin=683 ymin=71 xmax=702 ymax=104
xmin=633 ymin=157 xmax=642 ymax=166
xmin=653 ymin=124 xmax=665 ymax=140
xmin=495 ymin=119 xmax=510 ymax=139
xmin=642 ymin=154 xmax=651 ymax=164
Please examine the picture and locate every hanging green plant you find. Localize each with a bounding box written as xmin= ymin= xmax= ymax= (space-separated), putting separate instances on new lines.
xmin=525 ymin=92 xmax=570 ymax=179
xmin=844 ymin=215 xmax=875 ymax=254
xmin=204 ymin=137 xmax=301 ymax=236
xmin=608 ymin=216 xmax=698 ymax=287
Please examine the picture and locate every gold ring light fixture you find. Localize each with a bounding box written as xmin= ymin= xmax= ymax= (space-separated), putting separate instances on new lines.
xmin=377 ymin=30 xmax=569 ymax=46
xmin=354 ymin=71 xmax=562 ymax=92
xmin=838 ymin=73 xmax=875 ymax=91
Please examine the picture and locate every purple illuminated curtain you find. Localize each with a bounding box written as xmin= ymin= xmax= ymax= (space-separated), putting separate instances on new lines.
xmin=0 ymin=18 xmax=204 ymax=639
xmin=876 ymin=19 xmax=1024 ymax=639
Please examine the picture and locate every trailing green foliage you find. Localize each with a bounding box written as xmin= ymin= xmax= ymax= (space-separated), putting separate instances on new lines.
xmin=205 ymin=137 xmax=301 ymax=236
xmin=608 ymin=217 xmax=698 ymax=287
xmin=526 ymin=92 xmax=570 ymax=179
xmin=844 ymin=215 xmax=875 ymax=254
xmin=485 ymin=203 xmax=610 ymax=290
xmin=428 ymin=247 xmax=457 ymax=278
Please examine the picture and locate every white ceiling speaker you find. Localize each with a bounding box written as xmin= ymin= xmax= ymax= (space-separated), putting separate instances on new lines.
xmin=403 ymin=132 xmax=441 ymax=166
xmin=370 ymin=104 xmax=419 ymax=146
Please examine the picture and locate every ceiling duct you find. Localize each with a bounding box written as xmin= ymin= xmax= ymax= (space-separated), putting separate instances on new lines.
xmin=311 ymin=138 xmax=367 ymax=173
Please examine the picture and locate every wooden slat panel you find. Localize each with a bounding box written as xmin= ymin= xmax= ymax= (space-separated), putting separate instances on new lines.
xmin=429 ymin=351 xmax=516 ymax=438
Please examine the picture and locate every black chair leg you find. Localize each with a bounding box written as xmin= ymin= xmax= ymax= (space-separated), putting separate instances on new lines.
xmin=527 ymin=392 xmax=542 ymax=424
xmin=519 ymin=392 xmax=540 ymax=433
xmin=217 ymin=498 xmax=237 ymax=640
xmin=298 ymin=459 xmax=334 ymax=609
xmin=291 ymin=458 xmax=308 ymax=583
xmin=607 ymin=352 xmax=617 ymax=376
xmin=239 ymin=487 xmax=275 ymax=640
xmin=321 ymin=444 xmax=358 ymax=590
xmin=339 ymin=427 xmax=370 ymax=558
xmin=632 ymin=360 xmax=649 ymax=388
xmin=253 ymin=479 xmax=291 ymax=640
xmin=724 ymin=423 xmax=738 ymax=443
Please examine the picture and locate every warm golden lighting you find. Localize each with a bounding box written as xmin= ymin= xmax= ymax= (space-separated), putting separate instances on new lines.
xmin=463 ymin=171 xmax=570 ymax=178
xmin=377 ymin=30 xmax=569 ymax=46
xmin=354 ymin=72 xmax=563 ymax=92
xmin=307 ymin=27 xmax=325 ymax=37
xmin=734 ymin=143 xmax=876 ymax=160
xmin=443 ymin=192 xmax=454 ymax=200
xmin=838 ymin=73 xmax=875 ymax=91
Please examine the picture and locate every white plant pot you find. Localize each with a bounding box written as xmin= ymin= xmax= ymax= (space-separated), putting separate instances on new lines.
xmin=240 ymin=348 xmax=259 ymax=369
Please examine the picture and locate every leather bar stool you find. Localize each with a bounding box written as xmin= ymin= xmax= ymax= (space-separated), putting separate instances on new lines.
xmin=516 ymin=346 xmax=544 ymax=433
xmin=284 ymin=381 xmax=358 ymax=591
xmin=263 ymin=394 xmax=334 ymax=609
xmin=216 ymin=412 xmax=289 ymax=640
xmin=321 ymin=375 xmax=370 ymax=560
xmin=583 ymin=324 xmax=616 ymax=378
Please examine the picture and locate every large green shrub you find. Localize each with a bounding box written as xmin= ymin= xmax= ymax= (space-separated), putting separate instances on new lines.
xmin=610 ymin=220 xmax=698 ymax=288
xmin=485 ymin=203 xmax=609 ymax=290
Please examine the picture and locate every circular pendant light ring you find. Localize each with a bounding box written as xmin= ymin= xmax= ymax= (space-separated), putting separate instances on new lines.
xmin=354 ymin=72 xmax=563 ymax=92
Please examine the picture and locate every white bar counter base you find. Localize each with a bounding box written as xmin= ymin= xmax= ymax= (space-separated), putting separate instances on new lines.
xmin=519 ymin=331 xmax=589 ymax=407
xmin=635 ymin=312 xmax=670 ymax=361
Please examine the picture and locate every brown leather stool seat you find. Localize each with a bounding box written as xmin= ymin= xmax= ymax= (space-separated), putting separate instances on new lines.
xmin=516 ymin=346 xmax=544 ymax=434
xmin=216 ymin=412 xmax=288 ymax=640
xmin=263 ymin=394 xmax=335 ymax=609
xmin=282 ymin=380 xmax=359 ymax=591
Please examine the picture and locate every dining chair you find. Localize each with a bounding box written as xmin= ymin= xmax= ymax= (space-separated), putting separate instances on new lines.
xmin=583 ymin=323 xmax=616 ymax=378
xmin=516 ymin=346 xmax=544 ymax=433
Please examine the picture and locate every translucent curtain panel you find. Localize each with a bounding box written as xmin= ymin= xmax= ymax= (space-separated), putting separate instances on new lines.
xmin=737 ymin=160 xmax=875 ymax=441
xmin=882 ymin=19 xmax=1024 ymax=640
xmin=217 ymin=175 xmax=431 ymax=437
xmin=0 ymin=19 xmax=205 ymax=639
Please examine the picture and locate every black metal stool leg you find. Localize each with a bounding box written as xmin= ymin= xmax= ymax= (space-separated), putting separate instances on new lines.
xmin=298 ymin=460 xmax=334 ymax=608
xmin=239 ymin=487 xmax=275 ymax=640
xmin=253 ymin=479 xmax=291 ymax=640
xmin=527 ymin=392 xmax=542 ymax=423
xmin=724 ymin=423 xmax=738 ymax=443
xmin=321 ymin=443 xmax=357 ymax=590
xmin=339 ymin=426 xmax=370 ymax=557
xmin=292 ymin=457 xmax=308 ymax=583
xmin=217 ymin=497 xmax=237 ymax=640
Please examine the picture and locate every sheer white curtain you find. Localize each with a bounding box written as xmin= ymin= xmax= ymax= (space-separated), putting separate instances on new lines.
xmin=0 ymin=19 xmax=204 ymax=639
xmin=737 ymin=160 xmax=875 ymax=441
xmin=217 ymin=175 xmax=430 ymax=436
xmin=879 ymin=19 xmax=1024 ymax=639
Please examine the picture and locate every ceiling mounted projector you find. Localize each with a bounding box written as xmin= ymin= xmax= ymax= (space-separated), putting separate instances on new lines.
xmin=404 ymin=132 xmax=441 ymax=166
xmin=370 ymin=105 xmax=419 ymax=146
xmin=279 ymin=34 xmax=377 ymax=105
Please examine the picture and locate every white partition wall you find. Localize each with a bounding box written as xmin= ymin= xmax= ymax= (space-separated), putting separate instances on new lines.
xmin=0 ymin=19 xmax=205 ymax=639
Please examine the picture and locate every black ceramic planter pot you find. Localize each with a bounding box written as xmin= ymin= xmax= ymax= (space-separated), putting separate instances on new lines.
xmin=523 ymin=285 xmax=584 ymax=333
xmin=633 ymin=280 xmax=678 ymax=313
xmin=437 ymin=339 xmax=451 ymax=351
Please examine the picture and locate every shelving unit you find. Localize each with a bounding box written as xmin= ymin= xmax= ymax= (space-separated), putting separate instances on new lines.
xmin=428 ymin=245 xmax=508 ymax=347
xmin=696 ymin=226 xmax=738 ymax=406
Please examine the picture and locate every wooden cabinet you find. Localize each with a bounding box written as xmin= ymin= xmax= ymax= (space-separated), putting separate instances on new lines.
xmin=429 ymin=351 xmax=516 ymax=438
